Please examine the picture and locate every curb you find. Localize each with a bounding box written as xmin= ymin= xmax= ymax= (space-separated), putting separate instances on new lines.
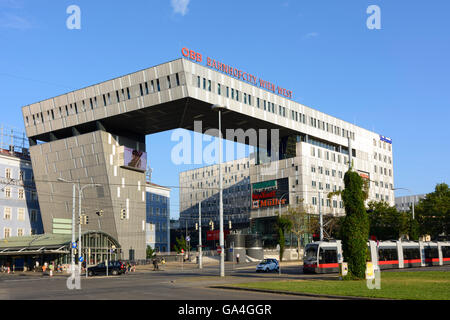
xmin=209 ymin=285 xmax=392 ymax=300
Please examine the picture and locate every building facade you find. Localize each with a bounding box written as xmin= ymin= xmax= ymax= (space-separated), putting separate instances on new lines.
xmin=395 ymin=194 xmax=426 ymax=213
xmin=21 ymin=53 xmax=394 ymax=257
xmin=146 ymin=182 xmax=170 ymax=253
xmin=0 ymin=126 xmax=43 ymax=240
xmin=179 ymin=157 xmax=254 ymax=229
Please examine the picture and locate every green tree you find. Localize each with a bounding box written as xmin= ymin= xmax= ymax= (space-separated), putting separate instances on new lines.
xmin=285 ymin=205 xmax=314 ymax=260
xmin=415 ymin=183 xmax=450 ymax=239
xmin=146 ymin=245 xmax=156 ymax=259
xmin=340 ymin=170 xmax=370 ymax=279
xmin=173 ymin=236 xmax=188 ymax=254
xmin=367 ymin=201 xmax=408 ymax=240
xmin=275 ymin=216 xmax=292 ymax=261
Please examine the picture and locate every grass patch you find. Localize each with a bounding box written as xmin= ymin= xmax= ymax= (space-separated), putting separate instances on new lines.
xmin=231 ymin=272 xmax=450 ymax=300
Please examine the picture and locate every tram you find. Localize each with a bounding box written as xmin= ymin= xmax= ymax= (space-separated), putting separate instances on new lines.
xmin=302 ymin=240 xmax=450 ymax=273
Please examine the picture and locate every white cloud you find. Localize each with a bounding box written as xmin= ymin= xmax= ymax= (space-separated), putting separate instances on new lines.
xmin=171 ymin=0 xmax=190 ymax=16
xmin=304 ymin=32 xmax=319 ymax=39
xmin=0 ymin=13 xmax=32 ymax=29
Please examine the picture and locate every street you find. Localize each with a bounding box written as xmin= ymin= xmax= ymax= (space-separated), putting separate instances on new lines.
xmin=0 ymin=262 xmax=337 ymax=300
xmin=1 ymin=261 xmax=448 ymax=300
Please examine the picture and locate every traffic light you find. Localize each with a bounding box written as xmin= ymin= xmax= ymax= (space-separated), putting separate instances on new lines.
xmin=84 ymin=215 xmax=89 ymax=225
xmin=96 ymin=210 xmax=104 ymax=217
xmin=228 ymin=220 xmax=232 ymax=229
xmin=79 ymin=216 xmax=83 ymax=225
xmin=120 ymin=209 xmax=126 ymax=220
xmin=209 ymin=221 xmax=214 ymax=230
xmin=195 ymin=223 xmax=198 ymax=230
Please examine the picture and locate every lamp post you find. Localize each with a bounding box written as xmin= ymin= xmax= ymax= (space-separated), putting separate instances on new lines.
xmin=211 ymin=104 xmax=227 ymax=277
xmin=393 ymin=187 xmax=415 ymax=219
xmin=279 ymin=192 xmax=289 ymax=217
xmin=58 ymin=178 xmax=101 ymax=275
xmin=198 ymin=201 xmax=202 ymax=270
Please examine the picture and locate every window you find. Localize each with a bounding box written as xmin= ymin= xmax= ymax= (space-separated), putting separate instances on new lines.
xmin=156 ymin=80 xmax=160 ymax=92
xmin=312 ymin=181 xmax=316 ymax=188
xmin=5 ymin=168 xmax=11 ymax=179
xmin=145 ymin=82 xmax=149 ymax=95
xmin=17 ymin=228 xmax=24 ymax=237
xmin=311 ymin=166 xmax=316 ymax=173
xmin=19 ymin=170 xmax=24 ymax=181
xmin=217 ymin=83 xmax=221 ymax=95
xmin=197 ymin=76 xmax=200 ymax=88
xmin=4 ymin=228 xmax=11 ymax=239
xmin=18 ymin=189 xmax=24 ymax=200
xmin=167 ymin=76 xmax=171 ymax=89
xmin=4 ymin=207 xmax=11 ymax=220
xmin=17 ymin=208 xmax=25 ymax=221
xmin=176 ymin=73 xmax=180 ymax=86
xmin=5 ymin=188 xmax=11 ymax=199
xmin=208 ymin=80 xmax=211 ymax=92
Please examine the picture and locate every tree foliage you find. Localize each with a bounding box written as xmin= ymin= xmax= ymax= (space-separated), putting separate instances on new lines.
xmin=367 ymin=201 xmax=409 ymax=240
xmin=275 ymin=216 xmax=292 ymax=261
xmin=173 ymin=236 xmax=188 ymax=254
xmin=284 ymin=206 xmax=314 ymax=259
xmin=340 ymin=170 xmax=370 ymax=279
xmin=146 ymin=245 xmax=156 ymax=259
xmin=415 ymin=183 xmax=450 ymax=239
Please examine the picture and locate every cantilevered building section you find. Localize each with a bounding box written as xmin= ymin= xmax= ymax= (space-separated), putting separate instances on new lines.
xmin=22 ymin=54 xmax=394 ymax=258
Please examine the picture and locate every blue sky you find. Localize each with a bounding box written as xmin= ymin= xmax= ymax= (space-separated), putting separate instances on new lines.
xmin=1 ymin=0 xmax=449 ymax=218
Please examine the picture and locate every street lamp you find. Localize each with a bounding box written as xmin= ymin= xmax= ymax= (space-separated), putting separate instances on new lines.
xmin=279 ymin=192 xmax=289 ymax=217
xmin=58 ymin=178 xmax=102 ymax=275
xmin=393 ymin=187 xmax=415 ymax=219
xmin=211 ymin=103 xmax=227 ymax=278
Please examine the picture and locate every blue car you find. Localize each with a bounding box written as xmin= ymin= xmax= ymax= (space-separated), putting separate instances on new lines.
xmin=256 ymin=259 xmax=279 ymax=273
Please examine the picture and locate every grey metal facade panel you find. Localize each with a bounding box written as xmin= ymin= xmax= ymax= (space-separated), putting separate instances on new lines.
xmin=29 ymin=130 xmax=146 ymax=260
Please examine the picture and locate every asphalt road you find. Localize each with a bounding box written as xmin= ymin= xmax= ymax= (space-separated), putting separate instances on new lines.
xmin=0 ymin=262 xmax=335 ymax=300
xmin=1 ymin=262 xmax=448 ymax=300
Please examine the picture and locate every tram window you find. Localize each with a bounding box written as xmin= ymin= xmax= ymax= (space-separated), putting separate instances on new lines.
xmin=425 ymin=247 xmax=438 ymax=259
xmin=442 ymin=246 xmax=450 ymax=258
xmin=305 ymin=246 xmax=318 ymax=261
xmin=403 ymin=248 xmax=420 ymax=260
xmin=319 ymin=248 xmax=337 ymax=264
xmin=378 ymin=248 xmax=398 ymax=261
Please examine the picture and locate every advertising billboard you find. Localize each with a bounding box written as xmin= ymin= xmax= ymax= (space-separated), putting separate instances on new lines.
xmin=119 ymin=146 xmax=147 ymax=172
xmin=251 ymin=178 xmax=289 ymax=209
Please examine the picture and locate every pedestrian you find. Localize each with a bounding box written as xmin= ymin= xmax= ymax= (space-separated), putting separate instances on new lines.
xmin=49 ymin=263 xmax=54 ymax=277
xmin=42 ymin=263 xmax=47 ymax=275
xmin=236 ymin=253 xmax=240 ymax=264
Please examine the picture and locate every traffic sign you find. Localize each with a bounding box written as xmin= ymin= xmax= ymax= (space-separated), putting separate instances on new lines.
xmin=186 ymin=236 xmax=190 ymax=242
xmin=229 ymin=248 xmax=233 ymax=253
xmin=79 ymin=257 xmax=84 ymax=262
xmin=72 ymin=242 xmax=77 ymax=249
xmin=181 ymin=249 xmax=184 ymax=254
xmin=217 ymin=246 xmax=222 ymax=254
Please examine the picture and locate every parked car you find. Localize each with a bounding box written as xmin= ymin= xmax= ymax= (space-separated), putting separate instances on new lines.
xmin=87 ymin=260 xmax=126 ymax=276
xmin=256 ymin=259 xmax=279 ymax=273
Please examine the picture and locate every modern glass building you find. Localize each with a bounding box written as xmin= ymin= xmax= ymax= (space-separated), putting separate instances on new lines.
xmin=146 ymin=182 xmax=170 ymax=253
xmin=0 ymin=231 xmax=121 ymax=270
